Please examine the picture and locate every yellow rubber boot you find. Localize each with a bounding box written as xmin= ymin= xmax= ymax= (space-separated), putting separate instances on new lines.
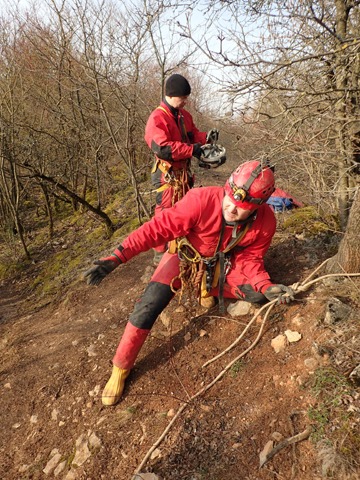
xmin=101 ymin=366 xmax=130 ymax=406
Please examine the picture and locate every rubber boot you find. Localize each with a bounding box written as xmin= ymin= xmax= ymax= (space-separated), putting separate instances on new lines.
xmin=101 ymin=366 xmax=130 ymax=406
xmin=102 ymin=322 xmax=150 ymax=406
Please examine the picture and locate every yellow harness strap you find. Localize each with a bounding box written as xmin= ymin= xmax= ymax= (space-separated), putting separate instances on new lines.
xmin=200 ymin=223 xmax=251 ymax=298
xmin=171 ymin=223 xmax=251 ymax=303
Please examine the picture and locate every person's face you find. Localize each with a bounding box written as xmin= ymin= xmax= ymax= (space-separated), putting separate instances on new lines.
xmin=222 ymin=194 xmax=254 ymax=222
xmin=166 ymin=95 xmax=188 ymax=109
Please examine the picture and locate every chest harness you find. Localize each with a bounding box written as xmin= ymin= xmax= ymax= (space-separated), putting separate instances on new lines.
xmin=169 ymin=212 xmax=256 ymax=312
xmin=151 ymin=106 xmax=193 ymax=205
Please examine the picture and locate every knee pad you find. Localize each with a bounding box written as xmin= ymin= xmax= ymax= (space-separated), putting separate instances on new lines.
xmin=129 ymin=281 xmax=174 ymax=330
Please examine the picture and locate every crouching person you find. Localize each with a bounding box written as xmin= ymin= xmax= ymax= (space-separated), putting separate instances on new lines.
xmin=84 ymin=160 xmax=294 ymax=406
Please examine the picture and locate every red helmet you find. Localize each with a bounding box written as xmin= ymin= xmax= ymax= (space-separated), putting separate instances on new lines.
xmin=224 ymin=160 xmax=275 ymax=210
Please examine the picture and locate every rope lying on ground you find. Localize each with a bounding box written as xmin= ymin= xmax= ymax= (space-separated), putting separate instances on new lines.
xmin=203 ymin=260 xmax=360 ymax=368
xmin=132 ymin=262 xmax=360 ymax=477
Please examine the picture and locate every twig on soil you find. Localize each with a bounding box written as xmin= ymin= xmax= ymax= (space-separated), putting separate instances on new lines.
xmin=259 ymin=427 xmax=313 ymax=468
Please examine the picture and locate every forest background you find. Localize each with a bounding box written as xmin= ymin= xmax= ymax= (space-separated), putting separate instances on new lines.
xmin=0 ymin=1 xmax=359 ymax=479
xmin=0 ymin=0 xmax=359 ymax=277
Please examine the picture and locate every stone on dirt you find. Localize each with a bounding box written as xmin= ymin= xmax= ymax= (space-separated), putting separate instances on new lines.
xmin=324 ymin=297 xmax=353 ymax=324
xmin=227 ymin=300 xmax=252 ymax=316
xmin=284 ymin=329 xmax=302 ymax=343
xmin=259 ymin=439 xmax=274 ymax=467
xmin=271 ymin=334 xmax=286 ymax=353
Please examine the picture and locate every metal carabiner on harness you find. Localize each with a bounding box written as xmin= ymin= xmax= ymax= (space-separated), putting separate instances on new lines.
xmin=224 ymin=254 xmax=232 ymax=276
xmin=177 ymin=237 xmax=202 ymax=263
xmin=203 ymin=256 xmax=218 ymax=292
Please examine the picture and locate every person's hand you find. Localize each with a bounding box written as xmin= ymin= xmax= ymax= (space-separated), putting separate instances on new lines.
xmin=263 ymin=284 xmax=295 ymax=304
xmin=192 ymin=143 xmax=204 ymax=160
xmin=206 ymin=128 xmax=219 ymax=144
xmin=84 ymin=258 xmax=119 ymax=286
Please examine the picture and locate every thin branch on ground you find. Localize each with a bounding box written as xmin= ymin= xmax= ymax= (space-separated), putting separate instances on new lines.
xmin=259 ymin=427 xmax=313 ymax=468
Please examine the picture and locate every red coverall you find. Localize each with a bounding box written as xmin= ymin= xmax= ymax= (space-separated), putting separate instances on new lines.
xmin=144 ymin=100 xmax=207 ymax=252
xmin=112 ymin=186 xmax=277 ymax=369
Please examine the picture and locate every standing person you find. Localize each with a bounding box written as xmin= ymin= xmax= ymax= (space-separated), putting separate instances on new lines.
xmin=145 ymin=73 xmax=220 ymax=264
xmin=84 ymin=160 xmax=295 ymax=406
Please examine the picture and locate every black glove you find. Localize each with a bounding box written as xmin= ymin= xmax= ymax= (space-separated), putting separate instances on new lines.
xmin=192 ymin=143 xmax=204 ymax=160
xmin=206 ymin=128 xmax=219 ymax=143
xmin=263 ymin=284 xmax=295 ymax=304
xmin=198 ymin=159 xmax=211 ymax=169
xmin=84 ymin=259 xmax=118 ymax=286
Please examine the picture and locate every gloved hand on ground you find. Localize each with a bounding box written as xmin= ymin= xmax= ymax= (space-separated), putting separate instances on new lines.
xmin=263 ymin=284 xmax=295 ymax=304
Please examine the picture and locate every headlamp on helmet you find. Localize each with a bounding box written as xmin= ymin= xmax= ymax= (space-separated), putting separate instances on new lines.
xmin=224 ymin=161 xmax=275 ymax=210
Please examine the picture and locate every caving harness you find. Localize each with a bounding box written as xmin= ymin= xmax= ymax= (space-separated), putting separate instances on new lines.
xmin=169 ymin=212 xmax=256 ymax=312
xmin=151 ymin=106 xmax=193 ymax=205
xmin=151 ymin=106 xmax=227 ymax=204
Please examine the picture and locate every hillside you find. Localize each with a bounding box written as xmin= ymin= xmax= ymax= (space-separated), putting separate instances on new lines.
xmin=0 ymin=168 xmax=359 ymax=480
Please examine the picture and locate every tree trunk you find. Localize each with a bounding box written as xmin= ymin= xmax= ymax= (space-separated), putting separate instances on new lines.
xmin=33 ymin=172 xmax=116 ymax=234
xmin=326 ymin=187 xmax=360 ymax=273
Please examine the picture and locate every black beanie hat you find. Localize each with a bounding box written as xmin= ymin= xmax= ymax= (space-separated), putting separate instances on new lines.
xmin=165 ymin=74 xmax=191 ymax=97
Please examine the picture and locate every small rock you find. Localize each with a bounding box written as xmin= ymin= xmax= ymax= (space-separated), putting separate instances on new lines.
xmin=150 ymin=448 xmax=161 ymax=460
xmin=89 ymin=432 xmax=101 ymax=449
xmin=200 ymin=404 xmax=211 ymax=412
xmin=87 ymin=344 xmax=97 ymax=357
xmin=199 ymin=329 xmax=207 ymax=337
xmin=324 ymin=297 xmax=352 ymax=325
xmin=54 ymin=460 xmax=67 ymax=476
xmin=271 ymin=432 xmax=283 ymax=442
xmin=167 ymin=409 xmax=175 ymax=417
xmin=160 ymin=311 xmax=171 ymax=328
xmin=184 ymin=332 xmax=191 ymax=342
xmin=4 ymin=383 xmax=11 ymax=389
xmin=291 ymin=314 xmax=304 ymax=326
xmin=43 ymin=453 xmax=62 ymax=475
xmin=51 ymin=409 xmax=60 ymax=421
xmin=304 ymin=358 xmax=318 ymax=371
xmin=18 ymin=465 xmax=30 ymax=473
xmin=284 ymin=329 xmax=302 ymax=343
xmin=271 ymin=334 xmax=286 ymax=353
xmin=259 ymin=440 xmax=273 ymax=467
xmin=175 ymin=305 xmax=186 ymax=313
xmin=12 ymin=423 xmax=21 ymax=429
xmin=89 ymin=385 xmax=101 ymax=397
xmin=227 ymin=300 xmax=252 ymax=317
xmin=30 ymin=415 xmax=38 ymax=424
xmin=64 ymin=471 xmax=77 ymax=480
xmin=72 ymin=434 xmax=91 ymax=466
xmin=349 ymin=364 xmax=360 ymax=385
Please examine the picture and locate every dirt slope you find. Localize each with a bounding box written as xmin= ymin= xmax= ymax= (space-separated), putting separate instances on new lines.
xmin=2 ymin=222 xmax=357 ymax=480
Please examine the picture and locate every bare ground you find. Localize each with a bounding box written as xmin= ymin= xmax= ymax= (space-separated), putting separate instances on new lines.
xmin=1 ymin=223 xmax=359 ymax=480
